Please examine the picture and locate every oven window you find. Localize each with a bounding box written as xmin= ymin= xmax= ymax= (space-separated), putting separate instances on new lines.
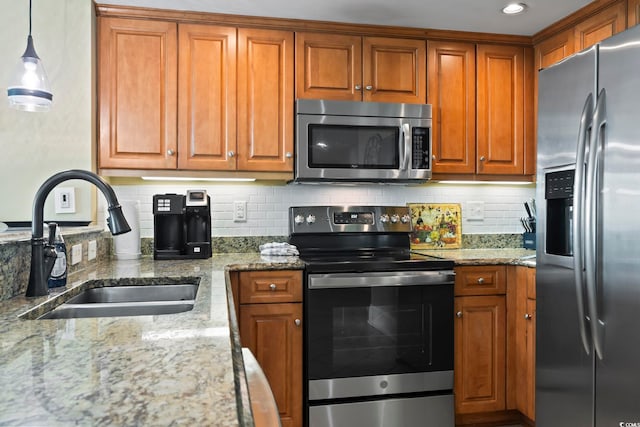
xmin=306 ymin=284 xmax=453 ymax=380
xmin=308 ymin=124 xmax=400 ymax=169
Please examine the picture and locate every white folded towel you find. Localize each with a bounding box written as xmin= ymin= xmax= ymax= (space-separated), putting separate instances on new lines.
xmin=259 ymin=242 xmax=299 ymax=256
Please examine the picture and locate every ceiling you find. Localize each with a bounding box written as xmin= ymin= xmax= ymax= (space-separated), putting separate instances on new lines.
xmin=99 ymin=0 xmax=593 ymax=36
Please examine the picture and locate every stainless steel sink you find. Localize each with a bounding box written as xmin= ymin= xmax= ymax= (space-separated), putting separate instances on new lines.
xmin=31 ymin=281 xmax=199 ymax=319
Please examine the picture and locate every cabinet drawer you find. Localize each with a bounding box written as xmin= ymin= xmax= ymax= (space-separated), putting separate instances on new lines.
xmin=455 ymin=265 xmax=506 ymax=296
xmin=239 ymin=270 xmax=303 ymax=304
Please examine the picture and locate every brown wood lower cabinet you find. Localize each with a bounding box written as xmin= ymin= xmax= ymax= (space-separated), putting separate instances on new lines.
xmin=515 ymin=266 xmax=536 ymax=423
xmin=234 ymin=270 xmax=303 ymax=427
xmin=454 ymin=295 xmax=507 ymax=415
xmin=454 ymin=264 xmax=537 ymax=426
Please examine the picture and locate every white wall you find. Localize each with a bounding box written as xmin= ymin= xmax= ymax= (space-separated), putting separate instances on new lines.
xmin=103 ymin=182 xmax=536 ymax=238
xmin=0 ymin=0 xmax=94 ymax=223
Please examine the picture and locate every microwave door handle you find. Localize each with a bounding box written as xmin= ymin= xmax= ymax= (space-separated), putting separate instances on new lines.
xmin=402 ymin=123 xmax=411 ymax=171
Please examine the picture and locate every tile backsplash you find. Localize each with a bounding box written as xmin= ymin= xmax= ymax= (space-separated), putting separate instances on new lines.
xmin=100 ymin=182 xmax=536 ymax=238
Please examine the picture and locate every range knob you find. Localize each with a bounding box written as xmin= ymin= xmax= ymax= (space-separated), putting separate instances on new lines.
xmin=401 ymin=214 xmax=411 ymax=224
xmin=379 ymin=214 xmax=390 ymax=223
xmin=306 ymin=214 xmax=316 ymax=224
xmin=390 ymin=214 xmax=400 ymax=223
xmin=294 ymin=214 xmax=305 ymax=225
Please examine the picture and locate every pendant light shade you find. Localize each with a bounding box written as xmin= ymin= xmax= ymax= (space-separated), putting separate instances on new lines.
xmin=7 ymin=0 xmax=53 ymax=112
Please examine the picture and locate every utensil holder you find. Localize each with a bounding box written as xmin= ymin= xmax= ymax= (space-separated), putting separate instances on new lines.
xmin=523 ymin=232 xmax=536 ymax=250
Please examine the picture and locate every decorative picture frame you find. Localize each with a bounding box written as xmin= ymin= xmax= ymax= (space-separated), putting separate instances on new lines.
xmin=407 ymin=203 xmax=462 ymax=249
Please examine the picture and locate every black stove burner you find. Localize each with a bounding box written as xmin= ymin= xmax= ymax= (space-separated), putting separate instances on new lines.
xmin=299 ymin=251 xmax=454 ymax=274
xmin=290 ymin=229 xmax=454 ymax=274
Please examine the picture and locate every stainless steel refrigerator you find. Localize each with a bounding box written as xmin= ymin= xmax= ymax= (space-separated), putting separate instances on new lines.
xmin=536 ymin=24 xmax=640 ymax=426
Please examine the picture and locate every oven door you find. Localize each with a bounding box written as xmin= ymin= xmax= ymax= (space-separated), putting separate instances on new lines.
xmin=305 ymin=270 xmax=454 ymax=401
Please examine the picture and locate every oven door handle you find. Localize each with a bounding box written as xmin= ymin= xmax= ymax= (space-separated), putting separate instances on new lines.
xmin=308 ymin=270 xmax=455 ymax=289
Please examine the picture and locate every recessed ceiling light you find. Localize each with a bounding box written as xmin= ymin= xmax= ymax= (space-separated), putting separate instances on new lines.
xmin=502 ymin=3 xmax=527 ymax=15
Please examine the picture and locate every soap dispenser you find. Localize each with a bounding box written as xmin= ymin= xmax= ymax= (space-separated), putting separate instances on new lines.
xmin=47 ymin=223 xmax=67 ymax=288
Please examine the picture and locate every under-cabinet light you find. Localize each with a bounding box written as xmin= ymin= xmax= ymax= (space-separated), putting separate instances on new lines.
xmin=141 ymin=176 xmax=256 ymax=182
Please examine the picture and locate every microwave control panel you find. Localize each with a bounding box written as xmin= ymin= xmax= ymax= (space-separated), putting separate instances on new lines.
xmin=412 ymin=127 xmax=431 ymax=169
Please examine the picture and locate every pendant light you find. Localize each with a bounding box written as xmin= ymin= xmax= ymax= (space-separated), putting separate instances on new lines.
xmin=7 ymin=0 xmax=53 ymax=112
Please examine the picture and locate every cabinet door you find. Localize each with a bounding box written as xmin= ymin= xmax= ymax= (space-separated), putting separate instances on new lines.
xmin=363 ymin=37 xmax=426 ymax=104
xmin=427 ymin=41 xmax=476 ymax=174
xmin=295 ymin=32 xmax=362 ymax=101
xmin=98 ymin=17 xmax=177 ymax=169
xmin=574 ymin=0 xmax=626 ymax=51
xmin=454 ymin=295 xmax=506 ymax=414
xmin=237 ymin=28 xmax=294 ymax=172
xmin=177 ymin=24 xmax=236 ymax=170
xmin=240 ymin=303 xmax=303 ymax=427
xmin=524 ymin=298 xmax=536 ymax=421
xmin=515 ymin=267 xmax=536 ymax=421
xmin=477 ymin=44 xmax=527 ymax=175
xmin=534 ymin=29 xmax=575 ymax=71
xmin=629 ymin=0 xmax=640 ymax=28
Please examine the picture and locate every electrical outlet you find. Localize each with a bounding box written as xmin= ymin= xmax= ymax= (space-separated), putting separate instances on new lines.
xmin=54 ymin=187 xmax=76 ymax=214
xmin=71 ymin=243 xmax=82 ymax=265
xmin=233 ymin=201 xmax=247 ymax=222
xmin=88 ymin=240 xmax=97 ymax=261
xmin=467 ymin=201 xmax=485 ymax=221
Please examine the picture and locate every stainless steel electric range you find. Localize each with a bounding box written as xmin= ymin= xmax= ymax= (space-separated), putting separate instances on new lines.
xmin=289 ymin=205 xmax=455 ymax=427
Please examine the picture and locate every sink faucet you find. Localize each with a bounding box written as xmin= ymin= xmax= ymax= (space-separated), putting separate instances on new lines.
xmin=26 ymin=170 xmax=131 ymax=297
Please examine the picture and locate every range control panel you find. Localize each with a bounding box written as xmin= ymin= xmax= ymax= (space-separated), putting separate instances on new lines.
xmin=289 ymin=206 xmax=413 ymax=234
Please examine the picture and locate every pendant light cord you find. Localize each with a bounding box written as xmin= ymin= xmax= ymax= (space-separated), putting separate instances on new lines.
xmin=28 ymin=0 xmax=32 ymax=36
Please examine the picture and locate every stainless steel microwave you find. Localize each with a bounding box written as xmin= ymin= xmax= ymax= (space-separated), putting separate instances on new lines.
xmin=294 ymin=99 xmax=432 ymax=183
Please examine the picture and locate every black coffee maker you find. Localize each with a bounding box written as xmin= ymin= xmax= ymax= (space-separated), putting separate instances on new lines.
xmin=153 ymin=190 xmax=212 ymax=259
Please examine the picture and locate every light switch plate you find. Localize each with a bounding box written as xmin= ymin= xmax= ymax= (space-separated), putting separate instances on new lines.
xmin=54 ymin=187 xmax=76 ymax=214
xmin=71 ymin=243 xmax=82 ymax=265
xmin=467 ymin=201 xmax=485 ymax=221
xmin=88 ymin=240 xmax=97 ymax=261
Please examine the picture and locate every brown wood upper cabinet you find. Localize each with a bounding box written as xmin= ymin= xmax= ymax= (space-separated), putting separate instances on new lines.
xmin=428 ymin=42 xmax=533 ymax=176
xmin=534 ymin=29 xmax=575 ymax=71
xmin=574 ymin=0 xmax=626 ymax=52
xmin=98 ymin=17 xmax=294 ymax=172
xmin=295 ymin=32 xmax=426 ymax=104
xmin=630 ymin=0 xmax=640 ymax=27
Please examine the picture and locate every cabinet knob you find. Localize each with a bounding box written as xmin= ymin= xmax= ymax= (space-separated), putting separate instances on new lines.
xmin=285 ymin=152 xmax=293 ymax=159
xmin=524 ymin=313 xmax=532 ymax=320
xmin=365 ymin=85 xmax=373 ymax=91
xmin=167 ymin=149 xmax=175 ymax=156
xmin=355 ymin=84 xmax=362 ymax=91
xmin=228 ymin=151 xmax=236 ymax=158
xmin=480 ymin=156 xmax=486 ymax=161
xmin=269 ymin=283 xmax=277 ymax=291
xmin=295 ymin=318 xmax=301 ymax=327
xmin=477 ymin=277 xmax=485 ymax=284
xmin=456 ymin=311 xmax=463 ymax=318
xmin=432 ymin=155 xmax=436 ymax=160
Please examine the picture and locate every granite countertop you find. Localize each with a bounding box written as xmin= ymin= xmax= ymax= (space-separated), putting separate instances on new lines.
xmin=0 ymin=248 xmax=533 ymax=426
xmin=0 ymin=254 xmax=304 ymax=427
xmin=415 ymin=247 xmax=537 ymax=267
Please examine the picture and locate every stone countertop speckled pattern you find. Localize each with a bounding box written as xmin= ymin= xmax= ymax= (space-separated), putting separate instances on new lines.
xmin=0 ymin=254 xmax=304 ymax=426
xmin=0 ymin=248 xmax=532 ymax=426
xmin=414 ymin=248 xmax=536 ymax=267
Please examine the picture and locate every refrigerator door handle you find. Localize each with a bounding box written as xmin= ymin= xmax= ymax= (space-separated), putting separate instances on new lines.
xmin=573 ymin=93 xmax=595 ymax=356
xmin=585 ymin=88 xmax=607 ymax=360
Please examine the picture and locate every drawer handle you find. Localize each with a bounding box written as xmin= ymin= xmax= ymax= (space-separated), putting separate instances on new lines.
xmin=295 ymin=319 xmax=301 ymax=327
xmin=524 ymin=313 xmax=532 ymax=320
xmin=269 ymin=283 xmax=277 ymax=291
xmin=477 ymin=277 xmax=485 ymax=284
xmin=456 ymin=311 xmax=463 ymax=318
